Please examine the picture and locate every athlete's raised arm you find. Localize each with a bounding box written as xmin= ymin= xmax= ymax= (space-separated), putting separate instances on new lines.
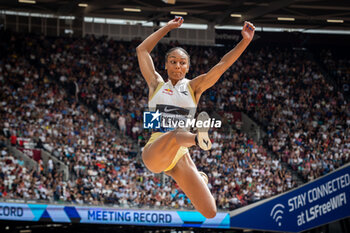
xmin=136 ymin=17 xmax=184 ymax=95
xmin=190 ymin=21 xmax=255 ymax=100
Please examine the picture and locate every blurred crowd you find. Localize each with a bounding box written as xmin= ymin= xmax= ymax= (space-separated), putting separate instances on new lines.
xmin=222 ymin=47 xmax=350 ymax=182
xmin=0 ymin=29 xmax=348 ymax=211
xmin=0 ymin=135 xmax=63 ymax=200
xmin=320 ymin=49 xmax=350 ymax=95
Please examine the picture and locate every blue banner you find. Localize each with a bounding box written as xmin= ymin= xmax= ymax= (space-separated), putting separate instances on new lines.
xmin=230 ymin=164 xmax=350 ymax=232
xmin=0 ymin=202 xmax=229 ymax=229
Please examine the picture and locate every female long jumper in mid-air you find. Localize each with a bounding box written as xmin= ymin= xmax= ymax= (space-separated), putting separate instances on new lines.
xmin=136 ymin=16 xmax=255 ymax=218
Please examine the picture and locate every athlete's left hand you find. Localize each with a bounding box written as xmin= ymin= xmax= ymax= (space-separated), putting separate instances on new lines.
xmin=241 ymin=21 xmax=255 ymax=42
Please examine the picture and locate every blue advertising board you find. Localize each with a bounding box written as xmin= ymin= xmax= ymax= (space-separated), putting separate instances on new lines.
xmin=230 ymin=164 xmax=350 ymax=232
xmin=0 ymin=202 xmax=229 ymax=229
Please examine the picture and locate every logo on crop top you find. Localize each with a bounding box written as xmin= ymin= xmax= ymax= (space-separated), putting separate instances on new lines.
xmin=180 ymin=91 xmax=188 ymax=96
xmin=157 ymin=105 xmax=190 ymax=115
xmin=162 ymin=88 xmax=174 ymax=96
xmin=164 ymin=106 xmax=180 ymax=113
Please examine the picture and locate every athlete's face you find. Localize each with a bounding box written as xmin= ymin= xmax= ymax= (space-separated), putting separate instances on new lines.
xmin=165 ymin=49 xmax=189 ymax=82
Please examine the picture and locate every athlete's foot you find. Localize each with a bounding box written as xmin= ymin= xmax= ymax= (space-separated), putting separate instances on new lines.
xmin=195 ymin=111 xmax=212 ymax=151
xmin=198 ymin=171 xmax=208 ymax=184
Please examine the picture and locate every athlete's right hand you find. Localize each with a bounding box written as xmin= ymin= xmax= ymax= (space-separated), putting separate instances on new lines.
xmin=166 ymin=16 xmax=184 ymax=30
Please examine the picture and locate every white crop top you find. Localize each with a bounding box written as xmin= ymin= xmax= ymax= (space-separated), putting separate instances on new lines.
xmin=148 ymin=78 xmax=197 ymax=132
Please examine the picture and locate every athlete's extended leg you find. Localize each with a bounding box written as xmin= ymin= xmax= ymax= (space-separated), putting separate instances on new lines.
xmin=142 ymin=129 xmax=196 ymax=173
xmin=165 ymin=153 xmax=217 ymax=218
xmin=143 ymin=111 xmax=212 ymax=173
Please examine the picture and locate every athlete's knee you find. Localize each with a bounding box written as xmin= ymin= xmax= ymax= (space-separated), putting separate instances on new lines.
xmin=142 ymin=151 xmax=163 ymax=174
xmin=143 ymin=161 xmax=163 ymax=173
xmin=200 ymin=197 xmax=217 ymax=218
xmin=202 ymin=206 xmax=217 ymax=219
